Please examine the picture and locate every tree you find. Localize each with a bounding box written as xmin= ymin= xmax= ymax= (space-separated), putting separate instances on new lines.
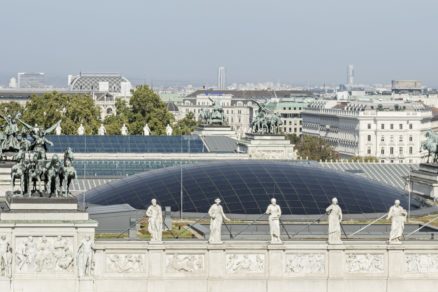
xmin=104 ymin=85 xmax=176 ymax=135
xmin=22 ymin=92 xmax=101 ymax=135
xmin=174 ymin=112 xmax=197 ymax=135
xmin=285 ymin=133 xmax=300 ymax=144
xmin=295 ymin=135 xmax=339 ymax=161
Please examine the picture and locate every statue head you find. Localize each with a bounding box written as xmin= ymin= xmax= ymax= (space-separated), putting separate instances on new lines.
xmin=271 ymin=198 xmax=277 ymax=205
xmin=214 ymin=198 xmax=221 ymax=205
xmin=151 ymin=198 xmax=157 ymax=206
xmin=28 ymin=236 xmax=33 ymax=242
xmin=85 ymin=235 xmax=91 ymax=241
xmin=57 ymin=235 xmax=62 ymax=240
xmin=32 ymin=153 xmax=38 ymax=161
xmin=332 ymin=197 xmax=338 ymax=205
xmin=52 ymin=154 xmax=59 ymax=162
xmin=394 ymin=200 xmax=400 ymax=206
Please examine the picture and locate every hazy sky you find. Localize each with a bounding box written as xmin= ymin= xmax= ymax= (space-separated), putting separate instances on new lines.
xmin=1 ymin=0 xmax=437 ymax=87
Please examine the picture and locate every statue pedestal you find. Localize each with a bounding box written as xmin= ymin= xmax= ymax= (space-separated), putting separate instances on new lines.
xmin=0 ymin=197 xmax=98 ymax=292
xmin=238 ymin=134 xmax=296 ymax=160
xmin=194 ymin=125 xmax=237 ymax=139
xmin=409 ymin=163 xmax=438 ymax=200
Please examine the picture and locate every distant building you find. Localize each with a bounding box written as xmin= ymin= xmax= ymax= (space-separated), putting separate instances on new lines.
xmin=17 ymin=72 xmax=46 ymax=89
xmin=347 ymin=64 xmax=354 ymax=86
xmin=392 ymin=80 xmax=422 ymax=94
xmin=8 ymin=77 xmax=17 ymax=89
xmin=68 ymin=73 xmax=133 ymax=120
xmin=302 ymin=100 xmax=432 ymax=163
xmin=218 ymin=66 xmax=226 ymax=90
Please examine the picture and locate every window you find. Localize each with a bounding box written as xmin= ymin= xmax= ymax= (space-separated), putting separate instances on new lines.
xmin=367 ymin=147 xmax=371 ymax=155
xmin=409 ymin=124 xmax=413 ymax=129
xmin=367 ymin=135 xmax=371 ymax=142
xmin=367 ymin=124 xmax=371 ymax=129
xmin=288 ymin=107 xmax=291 ymax=110
xmin=381 ymin=136 xmax=385 ymax=142
xmin=283 ymin=107 xmax=286 ymax=110
xmin=399 ymin=124 xmax=403 ymax=130
xmin=289 ymin=121 xmax=292 ymax=125
xmin=289 ymin=128 xmax=291 ymax=132
xmin=390 ymin=124 xmax=394 ymax=130
xmin=390 ymin=135 xmax=394 ymax=143
xmin=409 ymin=147 xmax=413 ymax=154
xmin=390 ymin=147 xmax=394 ymax=155
xmin=381 ymin=124 xmax=385 ymax=130
xmin=380 ymin=160 xmax=385 ymax=163
xmin=399 ymin=136 xmax=403 ymax=142
xmin=399 ymin=147 xmax=403 ymax=155
xmin=381 ymin=148 xmax=385 ymax=155
xmin=409 ymin=136 xmax=413 ymax=142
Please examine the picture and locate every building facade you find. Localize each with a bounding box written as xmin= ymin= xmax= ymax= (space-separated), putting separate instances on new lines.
xmin=266 ymin=99 xmax=309 ymax=135
xmin=179 ymin=90 xmax=312 ymax=136
xmin=302 ymin=101 xmax=432 ymax=163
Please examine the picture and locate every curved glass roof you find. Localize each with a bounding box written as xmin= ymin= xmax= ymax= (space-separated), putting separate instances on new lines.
xmin=82 ymin=161 xmax=419 ymax=215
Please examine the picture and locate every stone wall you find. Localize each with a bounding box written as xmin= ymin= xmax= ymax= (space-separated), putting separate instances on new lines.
xmin=5 ymin=240 xmax=434 ymax=292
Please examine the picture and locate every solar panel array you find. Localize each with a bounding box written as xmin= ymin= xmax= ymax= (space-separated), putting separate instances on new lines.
xmin=82 ymin=161 xmax=419 ymax=215
xmin=45 ymin=135 xmax=207 ymax=153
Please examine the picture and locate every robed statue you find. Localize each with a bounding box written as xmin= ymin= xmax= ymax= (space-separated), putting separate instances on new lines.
xmin=326 ymin=197 xmax=343 ymax=244
xmin=208 ymin=198 xmax=230 ymax=244
xmin=387 ymin=200 xmax=407 ymax=244
xmin=265 ymin=198 xmax=282 ymax=243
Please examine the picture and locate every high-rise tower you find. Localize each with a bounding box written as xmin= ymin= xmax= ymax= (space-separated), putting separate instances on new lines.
xmin=347 ymin=64 xmax=354 ymax=86
xmin=217 ymin=66 xmax=226 ymax=90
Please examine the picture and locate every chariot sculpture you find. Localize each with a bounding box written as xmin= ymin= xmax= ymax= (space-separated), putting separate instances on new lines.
xmin=8 ymin=117 xmax=77 ymax=197
xmin=198 ymin=97 xmax=226 ymax=126
xmin=250 ymin=100 xmax=283 ymax=135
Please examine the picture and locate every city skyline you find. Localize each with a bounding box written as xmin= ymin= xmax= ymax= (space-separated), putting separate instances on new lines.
xmin=1 ymin=0 xmax=438 ymax=87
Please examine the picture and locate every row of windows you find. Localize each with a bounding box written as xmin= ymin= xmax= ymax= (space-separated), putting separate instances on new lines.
xmin=367 ymin=135 xmax=414 ymax=143
xmin=283 ymin=127 xmax=302 ymax=133
xmin=368 ymin=123 xmax=413 ymax=130
xmin=367 ymin=146 xmax=414 ymax=155
xmin=282 ymin=107 xmax=303 ymax=111
xmin=284 ymin=120 xmax=303 ymax=126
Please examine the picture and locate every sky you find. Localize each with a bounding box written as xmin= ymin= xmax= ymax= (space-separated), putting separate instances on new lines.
xmin=0 ymin=0 xmax=438 ymax=87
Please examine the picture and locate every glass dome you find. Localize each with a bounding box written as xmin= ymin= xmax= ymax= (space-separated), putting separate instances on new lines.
xmin=82 ymin=161 xmax=419 ymax=215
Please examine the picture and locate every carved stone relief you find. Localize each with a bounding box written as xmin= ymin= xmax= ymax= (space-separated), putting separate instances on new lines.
xmin=405 ymin=254 xmax=438 ymax=273
xmin=166 ymin=254 xmax=204 ymax=273
xmin=106 ymin=254 xmax=144 ymax=273
xmin=226 ymin=254 xmax=265 ymax=273
xmin=15 ymin=236 xmax=74 ymax=273
xmin=345 ymin=253 xmax=384 ymax=273
xmin=285 ymin=253 xmax=325 ymax=274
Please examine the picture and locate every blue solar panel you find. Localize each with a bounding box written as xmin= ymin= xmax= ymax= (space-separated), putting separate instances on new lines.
xmin=44 ymin=135 xmax=207 ymax=153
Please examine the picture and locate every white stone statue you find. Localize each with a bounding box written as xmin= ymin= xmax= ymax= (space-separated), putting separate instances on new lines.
xmin=98 ymin=124 xmax=106 ymax=136
xmin=265 ymin=198 xmax=282 ymax=244
xmin=208 ymin=198 xmax=230 ymax=244
xmin=55 ymin=123 xmax=62 ymax=135
xmin=387 ymin=200 xmax=407 ymax=244
xmin=146 ymin=199 xmax=163 ymax=242
xmin=166 ymin=124 xmax=173 ymax=136
xmin=121 ymin=123 xmax=128 ymax=136
xmin=77 ymin=235 xmax=95 ymax=277
xmin=143 ymin=123 xmax=151 ymax=136
xmin=326 ymin=197 xmax=343 ymax=244
xmin=0 ymin=235 xmax=11 ymax=277
xmin=77 ymin=124 xmax=85 ymax=136
xmin=35 ymin=236 xmax=50 ymax=272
